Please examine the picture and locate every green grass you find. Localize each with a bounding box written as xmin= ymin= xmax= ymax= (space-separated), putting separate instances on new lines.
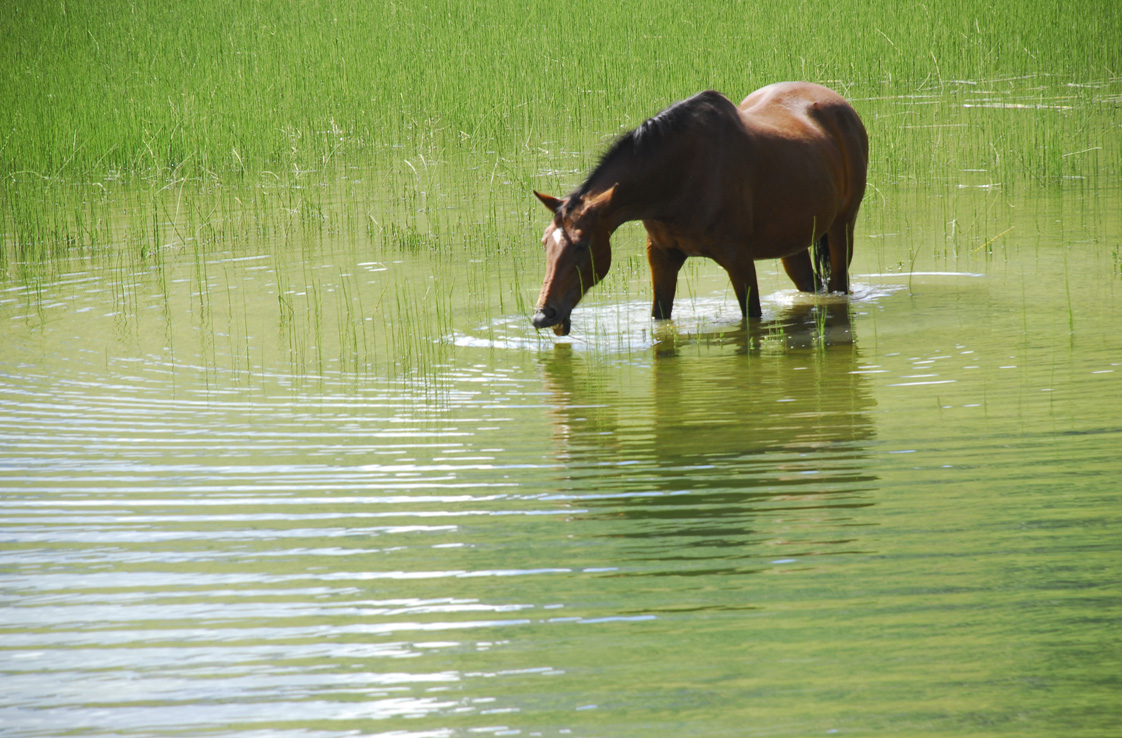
xmin=1 ymin=0 xmax=1119 ymax=182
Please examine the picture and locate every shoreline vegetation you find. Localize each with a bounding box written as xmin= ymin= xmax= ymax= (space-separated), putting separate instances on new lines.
xmin=2 ymin=0 xmax=1118 ymax=184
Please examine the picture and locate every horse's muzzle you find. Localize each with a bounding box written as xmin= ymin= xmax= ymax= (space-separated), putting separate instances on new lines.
xmin=532 ymin=307 xmax=571 ymax=336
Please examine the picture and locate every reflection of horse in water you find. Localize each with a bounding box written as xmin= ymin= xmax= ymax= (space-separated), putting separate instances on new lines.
xmin=650 ymin=297 xmax=859 ymax=358
xmin=539 ymin=303 xmax=877 ymax=537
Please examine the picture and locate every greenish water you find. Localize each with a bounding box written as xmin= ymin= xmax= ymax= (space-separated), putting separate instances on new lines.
xmin=3 ymin=170 xmax=1120 ymax=736
xmin=4 ymin=1 xmax=1122 ymax=732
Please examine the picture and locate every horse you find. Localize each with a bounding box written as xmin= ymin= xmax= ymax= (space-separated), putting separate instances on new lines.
xmin=530 ymin=81 xmax=869 ymax=336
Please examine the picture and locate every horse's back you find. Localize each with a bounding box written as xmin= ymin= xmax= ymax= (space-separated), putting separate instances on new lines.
xmin=738 ymin=82 xmax=868 ymax=213
xmin=739 ymin=82 xmax=865 ymax=149
xmin=739 ymin=81 xmax=829 ymax=111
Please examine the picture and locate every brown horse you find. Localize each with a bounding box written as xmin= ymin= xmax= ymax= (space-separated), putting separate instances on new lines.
xmin=531 ymin=82 xmax=868 ymax=336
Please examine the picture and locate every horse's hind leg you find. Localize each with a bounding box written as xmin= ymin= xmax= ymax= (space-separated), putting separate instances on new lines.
xmin=826 ymin=218 xmax=856 ymax=293
xmin=648 ymin=239 xmax=687 ymax=319
xmin=781 ymin=250 xmax=818 ymax=293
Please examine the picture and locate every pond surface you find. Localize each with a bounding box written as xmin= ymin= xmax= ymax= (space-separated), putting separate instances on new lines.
xmin=2 ymin=177 xmax=1121 ymax=737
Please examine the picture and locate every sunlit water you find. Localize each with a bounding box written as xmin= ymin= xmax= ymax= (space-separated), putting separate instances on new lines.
xmin=2 ymin=180 xmax=1120 ymax=737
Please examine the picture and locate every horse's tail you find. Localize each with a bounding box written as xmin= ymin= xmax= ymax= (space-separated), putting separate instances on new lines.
xmin=812 ymin=233 xmax=831 ymax=292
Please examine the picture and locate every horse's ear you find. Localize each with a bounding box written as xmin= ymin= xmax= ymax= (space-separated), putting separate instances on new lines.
xmin=534 ymin=191 xmax=564 ymax=213
xmin=588 ymin=184 xmax=617 ymax=210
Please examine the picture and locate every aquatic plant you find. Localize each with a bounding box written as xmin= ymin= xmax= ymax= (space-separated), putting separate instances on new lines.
xmin=1 ymin=0 xmax=1118 ymax=184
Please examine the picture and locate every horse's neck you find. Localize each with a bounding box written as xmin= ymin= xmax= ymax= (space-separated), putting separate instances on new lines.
xmin=591 ymin=148 xmax=692 ymax=233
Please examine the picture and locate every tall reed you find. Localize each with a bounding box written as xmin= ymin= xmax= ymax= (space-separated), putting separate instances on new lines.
xmin=2 ymin=0 xmax=1118 ymax=183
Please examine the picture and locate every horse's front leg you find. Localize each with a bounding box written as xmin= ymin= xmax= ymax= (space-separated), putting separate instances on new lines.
xmin=647 ymin=240 xmax=687 ymax=320
xmin=724 ymin=256 xmax=762 ymax=319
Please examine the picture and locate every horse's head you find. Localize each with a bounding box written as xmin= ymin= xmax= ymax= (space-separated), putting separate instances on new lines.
xmin=531 ymin=187 xmax=616 ymax=336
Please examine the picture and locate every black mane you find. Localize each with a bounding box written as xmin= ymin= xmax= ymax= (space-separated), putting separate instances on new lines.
xmin=569 ymin=90 xmax=736 ymax=206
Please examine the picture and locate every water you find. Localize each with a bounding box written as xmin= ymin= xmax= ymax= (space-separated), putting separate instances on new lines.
xmin=2 ymin=176 xmax=1121 ymax=737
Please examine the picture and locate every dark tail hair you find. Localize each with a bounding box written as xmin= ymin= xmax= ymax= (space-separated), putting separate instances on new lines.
xmin=812 ymin=233 xmax=831 ymax=292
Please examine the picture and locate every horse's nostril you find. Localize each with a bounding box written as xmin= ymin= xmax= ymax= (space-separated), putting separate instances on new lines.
xmin=532 ymin=307 xmax=557 ymax=328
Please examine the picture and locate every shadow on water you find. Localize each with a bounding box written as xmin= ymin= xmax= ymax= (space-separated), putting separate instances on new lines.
xmin=535 ymin=302 xmax=881 ymax=570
